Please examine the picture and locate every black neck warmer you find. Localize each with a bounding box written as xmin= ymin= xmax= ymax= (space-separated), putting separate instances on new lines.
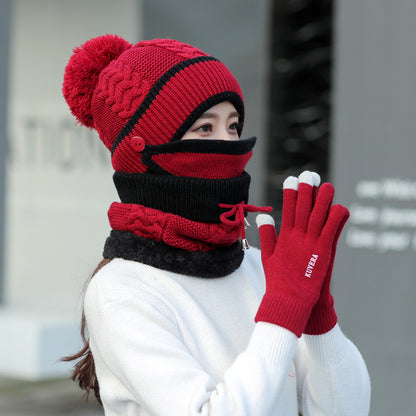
xmin=103 ymin=231 xmax=244 ymax=278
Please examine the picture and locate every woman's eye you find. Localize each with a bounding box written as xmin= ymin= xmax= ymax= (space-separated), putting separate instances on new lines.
xmin=230 ymin=122 xmax=242 ymax=133
xmin=193 ymin=123 xmax=212 ymax=133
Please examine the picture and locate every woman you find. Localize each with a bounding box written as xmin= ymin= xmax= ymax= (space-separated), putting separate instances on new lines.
xmin=63 ymin=34 xmax=370 ymax=415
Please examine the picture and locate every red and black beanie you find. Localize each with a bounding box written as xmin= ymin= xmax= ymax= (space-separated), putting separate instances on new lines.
xmin=63 ymin=34 xmax=245 ymax=173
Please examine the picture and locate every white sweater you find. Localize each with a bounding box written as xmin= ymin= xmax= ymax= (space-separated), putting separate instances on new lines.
xmin=84 ymin=247 xmax=370 ymax=415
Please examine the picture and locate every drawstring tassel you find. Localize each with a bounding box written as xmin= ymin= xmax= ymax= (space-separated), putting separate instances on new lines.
xmin=219 ymin=201 xmax=272 ymax=250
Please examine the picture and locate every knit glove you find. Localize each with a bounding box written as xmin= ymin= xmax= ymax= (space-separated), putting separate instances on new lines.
xmin=255 ymin=171 xmax=350 ymax=337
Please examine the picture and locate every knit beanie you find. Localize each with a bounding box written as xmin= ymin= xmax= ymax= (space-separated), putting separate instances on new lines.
xmin=63 ymin=34 xmax=245 ymax=173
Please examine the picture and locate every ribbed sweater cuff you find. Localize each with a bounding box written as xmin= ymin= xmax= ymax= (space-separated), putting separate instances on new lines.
xmin=302 ymin=324 xmax=349 ymax=368
xmin=248 ymin=322 xmax=298 ymax=369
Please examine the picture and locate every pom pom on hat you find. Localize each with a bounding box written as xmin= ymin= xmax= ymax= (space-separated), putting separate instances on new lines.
xmin=63 ymin=34 xmax=133 ymax=128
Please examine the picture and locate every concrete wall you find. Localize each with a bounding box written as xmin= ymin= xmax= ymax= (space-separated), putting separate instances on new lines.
xmin=1 ymin=0 xmax=142 ymax=379
xmin=0 ymin=0 xmax=11 ymax=302
xmin=5 ymin=0 xmax=141 ymax=311
xmin=331 ymin=1 xmax=416 ymax=414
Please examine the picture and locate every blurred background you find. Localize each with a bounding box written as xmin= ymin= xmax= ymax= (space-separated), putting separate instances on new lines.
xmin=0 ymin=0 xmax=415 ymax=414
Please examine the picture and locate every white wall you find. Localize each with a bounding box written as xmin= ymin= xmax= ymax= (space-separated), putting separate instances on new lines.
xmin=6 ymin=0 xmax=142 ymax=311
xmin=1 ymin=0 xmax=142 ymax=379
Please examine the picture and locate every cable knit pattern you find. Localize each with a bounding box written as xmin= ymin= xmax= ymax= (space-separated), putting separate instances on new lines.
xmin=108 ymin=202 xmax=241 ymax=251
xmin=93 ymin=59 xmax=148 ymax=149
xmin=99 ymin=62 xmax=145 ymax=118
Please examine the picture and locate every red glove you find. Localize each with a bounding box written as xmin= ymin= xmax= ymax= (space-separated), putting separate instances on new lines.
xmin=255 ymin=171 xmax=349 ymax=337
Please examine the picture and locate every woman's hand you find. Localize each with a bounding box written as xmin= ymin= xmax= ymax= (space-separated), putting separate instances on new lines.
xmin=255 ymin=171 xmax=349 ymax=337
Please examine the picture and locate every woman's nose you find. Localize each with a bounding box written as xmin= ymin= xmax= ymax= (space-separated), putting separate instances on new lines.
xmin=213 ymin=127 xmax=239 ymax=141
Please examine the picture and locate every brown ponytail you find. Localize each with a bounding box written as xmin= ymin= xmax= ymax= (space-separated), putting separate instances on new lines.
xmin=62 ymin=258 xmax=112 ymax=405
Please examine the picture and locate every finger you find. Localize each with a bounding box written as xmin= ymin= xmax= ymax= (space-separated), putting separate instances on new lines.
xmin=308 ymin=183 xmax=335 ymax=236
xmin=330 ymin=205 xmax=350 ymax=247
xmin=282 ymin=176 xmax=298 ymax=229
xmin=320 ymin=204 xmax=350 ymax=244
xmin=256 ymin=214 xmax=277 ymax=258
xmin=311 ymin=172 xmax=321 ymax=203
xmin=322 ymin=206 xmax=349 ymax=293
xmin=295 ymin=171 xmax=315 ymax=231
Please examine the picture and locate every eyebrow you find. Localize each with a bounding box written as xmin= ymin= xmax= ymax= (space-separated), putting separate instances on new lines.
xmin=198 ymin=111 xmax=240 ymax=120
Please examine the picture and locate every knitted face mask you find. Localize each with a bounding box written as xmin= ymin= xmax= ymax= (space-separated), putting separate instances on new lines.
xmin=141 ymin=137 xmax=256 ymax=178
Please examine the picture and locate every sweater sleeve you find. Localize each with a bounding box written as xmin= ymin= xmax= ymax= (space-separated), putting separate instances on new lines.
xmin=84 ymin=277 xmax=299 ymax=415
xmin=294 ymin=325 xmax=371 ymax=416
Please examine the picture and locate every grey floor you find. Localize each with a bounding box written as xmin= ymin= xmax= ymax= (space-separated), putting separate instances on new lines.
xmin=0 ymin=377 xmax=103 ymax=416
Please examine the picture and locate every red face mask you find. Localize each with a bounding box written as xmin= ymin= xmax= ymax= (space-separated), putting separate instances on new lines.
xmin=140 ymin=137 xmax=256 ymax=179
